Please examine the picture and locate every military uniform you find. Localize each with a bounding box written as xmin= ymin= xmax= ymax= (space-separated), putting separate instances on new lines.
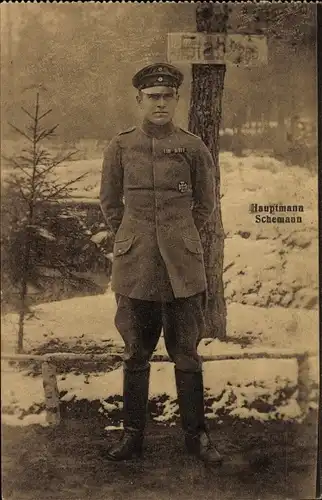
xmin=100 ymin=122 xmax=215 ymax=301
xmin=99 ymin=63 xmax=222 ymax=465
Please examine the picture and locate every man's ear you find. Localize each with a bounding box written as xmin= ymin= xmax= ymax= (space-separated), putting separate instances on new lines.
xmin=136 ymin=92 xmax=142 ymax=104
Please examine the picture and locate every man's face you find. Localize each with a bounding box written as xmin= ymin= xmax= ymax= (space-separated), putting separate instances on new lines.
xmin=136 ymin=86 xmax=179 ymax=125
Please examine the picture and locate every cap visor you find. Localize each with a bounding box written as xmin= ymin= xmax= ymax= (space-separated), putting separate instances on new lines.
xmin=140 ymin=86 xmax=176 ymax=94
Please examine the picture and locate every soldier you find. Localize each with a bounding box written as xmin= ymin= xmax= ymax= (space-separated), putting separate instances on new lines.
xmin=99 ymin=62 xmax=222 ymax=465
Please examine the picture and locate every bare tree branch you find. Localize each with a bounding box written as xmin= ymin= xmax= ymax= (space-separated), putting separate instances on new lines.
xmin=36 ymin=125 xmax=59 ymax=142
xmin=41 ymin=173 xmax=89 ymax=201
xmin=16 ymin=154 xmax=37 ymax=166
xmin=8 ymin=123 xmax=32 ymax=142
xmin=34 ymin=149 xmax=51 ymax=166
xmin=20 ymin=147 xmax=35 ymax=156
xmin=38 ymin=109 xmax=53 ymax=121
xmin=7 ymin=181 xmax=31 ymax=203
xmin=21 ymin=106 xmax=35 ymax=121
xmin=50 ymin=149 xmax=79 ymax=166
xmin=33 ymin=150 xmax=79 ymax=180
xmin=1 ymin=155 xmax=34 ymax=179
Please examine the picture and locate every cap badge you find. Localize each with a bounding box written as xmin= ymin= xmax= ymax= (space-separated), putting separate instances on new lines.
xmin=178 ymin=181 xmax=189 ymax=193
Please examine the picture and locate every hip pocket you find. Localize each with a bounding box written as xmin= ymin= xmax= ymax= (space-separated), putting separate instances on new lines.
xmin=114 ymin=236 xmax=135 ymax=256
xmin=183 ymin=236 xmax=203 ymax=257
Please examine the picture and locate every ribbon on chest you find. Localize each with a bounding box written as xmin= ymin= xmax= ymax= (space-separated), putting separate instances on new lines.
xmin=163 ymin=147 xmax=187 ymax=154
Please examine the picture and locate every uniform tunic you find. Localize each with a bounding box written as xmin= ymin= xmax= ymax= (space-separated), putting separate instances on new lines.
xmin=100 ymin=119 xmax=215 ymax=302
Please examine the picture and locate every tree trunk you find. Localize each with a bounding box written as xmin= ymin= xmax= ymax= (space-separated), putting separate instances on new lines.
xmin=17 ymin=229 xmax=32 ymax=353
xmin=17 ymin=289 xmax=27 ymax=353
xmin=188 ymin=4 xmax=228 ymax=340
xmin=17 ymin=94 xmax=40 ymax=353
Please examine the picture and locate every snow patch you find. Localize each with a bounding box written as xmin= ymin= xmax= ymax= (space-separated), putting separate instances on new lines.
xmin=90 ymin=231 xmax=108 ymax=244
xmin=2 ymin=358 xmax=318 ymax=427
xmin=2 ymin=412 xmax=49 ymax=427
xmin=1 ymin=295 xmax=319 ymax=354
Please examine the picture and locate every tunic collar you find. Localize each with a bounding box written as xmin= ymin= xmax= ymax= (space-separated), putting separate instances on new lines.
xmin=140 ymin=119 xmax=175 ymax=139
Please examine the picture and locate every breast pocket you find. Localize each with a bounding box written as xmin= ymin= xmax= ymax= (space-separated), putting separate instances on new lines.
xmin=159 ymin=154 xmax=192 ymax=188
xmin=113 ymin=236 xmax=135 ymax=257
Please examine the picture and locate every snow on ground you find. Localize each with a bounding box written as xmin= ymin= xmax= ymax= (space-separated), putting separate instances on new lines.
xmin=1 ymin=293 xmax=319 ymax=427
xmin=2 ymin=153 xmax=319 ymax=426
xmin=1 ymin=293 xmax=122 ymax=354
xmin=2 ymin=356 xmax=319 ymax=428
xmin=219 ymin=154 xmax=318 ymax=311
xmin=1 ymin=294 xmax=319 ymax=354
xmin=224 ymin=234 xmax=318 ymax=308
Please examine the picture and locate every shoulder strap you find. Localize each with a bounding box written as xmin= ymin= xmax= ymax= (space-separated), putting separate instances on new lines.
xmin=179 ymin=127 xmax=200 ymax=139
xmin=118 ymin=126 xmax=136 ymax=136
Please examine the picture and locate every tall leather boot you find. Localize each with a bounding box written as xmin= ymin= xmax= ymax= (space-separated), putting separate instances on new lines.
xmin=175 ymin=368 xmax=223 ymax=466
xmin=104 ymin=366 xmax=150 ymax=461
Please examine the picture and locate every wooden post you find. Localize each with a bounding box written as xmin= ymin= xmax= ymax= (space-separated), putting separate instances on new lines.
xmin=188 ymin=4 xmax=229 ymax=339
xmin=42 ymin=361 xmax=61 ymax=426
xmin=296 ymin=353 xmax=310 ymax=417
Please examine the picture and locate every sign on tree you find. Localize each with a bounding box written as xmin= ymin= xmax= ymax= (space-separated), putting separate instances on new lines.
xmin=167 ymin=33 xmax=268 ymax=66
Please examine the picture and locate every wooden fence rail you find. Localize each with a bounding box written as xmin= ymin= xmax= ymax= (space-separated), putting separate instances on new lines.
xmin=2 ymin=349 xmax=317 ymax=427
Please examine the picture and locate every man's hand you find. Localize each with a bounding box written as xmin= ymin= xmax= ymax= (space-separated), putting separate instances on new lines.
xmin=106 ymin=252 xmax=114 ymax=263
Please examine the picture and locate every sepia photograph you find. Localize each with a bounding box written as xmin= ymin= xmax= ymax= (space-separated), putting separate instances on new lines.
xmin=1 ymin=2 xmax=320 ymax=499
